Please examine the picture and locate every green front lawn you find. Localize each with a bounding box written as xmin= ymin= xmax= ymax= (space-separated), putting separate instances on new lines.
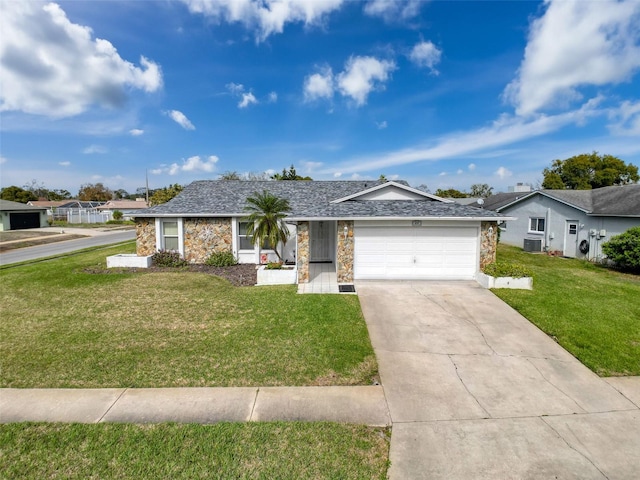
xmin=0 ymin=422 xmax=390 ymax=479
xmin=493 ymin=245 xmax=640 ymax=376
xmin=0 ymin=244 xmax=376 ymax=388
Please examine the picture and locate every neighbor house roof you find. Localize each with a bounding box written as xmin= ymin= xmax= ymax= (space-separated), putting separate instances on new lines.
xmin=464 ymin=192 xmax=532 ymax=211
xmin=496 ymin=184 xmax=640 ymax=217
xmin=0 ymin=199 xmax=47 ymax=212
xmin=97 ymin=200 xmax=149 ymax=210
xmin=27 ymin=200 xmax=70 ymax=208
xmin=135 ymin=180 xmax=506 ymax=220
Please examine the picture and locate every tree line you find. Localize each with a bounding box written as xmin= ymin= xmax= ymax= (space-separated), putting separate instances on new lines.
xmin=2 ymin=154 xmax=637 ymax=206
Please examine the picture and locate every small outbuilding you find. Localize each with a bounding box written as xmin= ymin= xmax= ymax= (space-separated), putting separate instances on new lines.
xmin=0 ymin=199 xmax=49 ymax=231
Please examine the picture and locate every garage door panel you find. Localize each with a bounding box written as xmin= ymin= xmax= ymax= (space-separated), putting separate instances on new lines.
xmin=355 ymin=225 xmax=478 ymax=280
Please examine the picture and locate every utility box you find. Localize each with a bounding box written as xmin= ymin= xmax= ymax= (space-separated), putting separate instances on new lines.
xmin=523 ymin=238 xmax=542 ymax=252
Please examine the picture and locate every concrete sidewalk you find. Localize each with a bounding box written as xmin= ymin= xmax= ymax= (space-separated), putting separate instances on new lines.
xmin=0 ymin=386 xmax=391 ymax=426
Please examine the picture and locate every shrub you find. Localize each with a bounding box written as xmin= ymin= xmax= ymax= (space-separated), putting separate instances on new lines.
xmin=106 ymin=220 xmax=124 ymax=225
xmin=602 ymin=226 xmax=640 ymax=272
xmin=205 ymin=251 xmax=238 ymax=267
xmin=265 ymin=262 xmax=283 ymax=270
xmin=483 ymin=262 xmax=532 ymax=278
xmin=112 ymin=210 xmax=123 ymax=221
xmin=152 ymin=250 xmax=188 ymax=267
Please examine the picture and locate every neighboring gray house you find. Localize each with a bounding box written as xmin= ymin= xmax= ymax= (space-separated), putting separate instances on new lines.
xmin=0 ymin=199 xmax=48 ymax=231
xmin=134 ymin=180 xmax=509 ymax=284
xmin=495 ymin=185 xmax=640 ymax=260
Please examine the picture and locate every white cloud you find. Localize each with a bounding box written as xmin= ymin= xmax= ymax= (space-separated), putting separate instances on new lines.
xmin=129 ymin=129 xmax=144 ymax=136
xmin=364 ymin=0 xmax=422 ymax=21
xmin=408 ymin=40 xmax=442 ymax=74
xmin=505 ymin=0 xmax=640 ymax=116
xmin=376 ymin=120 xmax=388 ymax=130
xmin=303 ymin=67 xmax=335 ymax=102
xmin=322 ymin=97 xmax=605 ymax=175
xmin=333 ymin=172 xmax=342 ymax=178
xmin=456 ymin=169 xmax=463 ymax=175
xmin=267 ymin=91 xmax=278 ymax=103
xmin=0 ymin=156 xmax=7 ymax=165
xmin=238 ymin=92 xmax=258 ymax=108
xmin=608 ymin=100 xmax=640 ymax=136
xmin=59 ymin=161 xmax=71 ymax=167
xmin=181 ymin=0 xmax=345 ymax=42
xmin=337 ymin=56 xmax=396 ymax=106
xmin=83 ymin=144 xmax=108 ymax=154
xmin=0 ymin=2 xmax=162 ymax=118
xmin=226 ymin=82 xmax=245 ymax=94
xmin=166 ymin=110 xmax=195 ymax=130
xmin=182 ymin=155 xmax=219 ymax=172
xmin=468 ymin=163 xmax=476 ymax=171
xmin=154 ymin=155 xmax=219 ymax=176
xmin=438 ymin=171 xmax=446 ymax=176
xmin=495 ymin=166 xmax=512 ymax=179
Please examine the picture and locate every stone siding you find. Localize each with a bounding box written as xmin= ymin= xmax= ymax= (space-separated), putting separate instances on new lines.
xmin=183 ymin=218 xmax=232 ymax=263
xmin=480 ymin=221 xmax=498 ymax=269
xmin=337 ymin=220 xmax=354 ymax=283
xmin=297 ymin=222 xmax=309 ymax=283
xmin=136 ymin=218 xmax=156 ymax=256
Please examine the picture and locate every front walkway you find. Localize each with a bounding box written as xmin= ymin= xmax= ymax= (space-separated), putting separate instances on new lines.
xmin=297 ymin=262 xmax=340 ymax=294
xmin=357 ymin=280 xmax=640 ymax=480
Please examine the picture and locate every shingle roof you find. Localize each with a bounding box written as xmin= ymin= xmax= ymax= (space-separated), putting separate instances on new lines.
xmin=136 ymin=180 xmax=505 ymax=220
xmin=497 ymin=184 xmax=640 ymax=216
xmin=0 ymin=199 xmax=47 ymax=211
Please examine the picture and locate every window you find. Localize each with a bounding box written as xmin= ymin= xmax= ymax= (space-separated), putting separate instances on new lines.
xmin=568 ymin=224 xmax=578 ymax=235
xmin=238 ymin=222 xmax=254 ymax=250
xmin=238 ymin=221 xmax=271 ymax=250
xmin=162 ymin=221 xmax=179 ymax=250
xmin=529 ymin=217 xmax=545 ymax=233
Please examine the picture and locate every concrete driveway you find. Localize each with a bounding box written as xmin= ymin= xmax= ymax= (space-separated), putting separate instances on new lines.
xmin=357 ymin=281 xmax=640 ymax=479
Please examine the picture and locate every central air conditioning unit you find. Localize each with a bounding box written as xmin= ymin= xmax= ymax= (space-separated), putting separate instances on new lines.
xmin=523 ymin=238 xmax=543 ymax=252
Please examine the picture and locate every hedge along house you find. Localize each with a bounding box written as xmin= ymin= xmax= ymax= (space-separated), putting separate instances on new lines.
xmin=134 ymin=180 xmax=509 ymax=284
xmin=495 ymin=184 xmax=640 ymax=260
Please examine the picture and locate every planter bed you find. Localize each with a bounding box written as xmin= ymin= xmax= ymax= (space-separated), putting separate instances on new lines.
xmin=256 ymin=265 xmax=297 ymax=285
xmin=477 ymin=272 xmax=533 ymax=290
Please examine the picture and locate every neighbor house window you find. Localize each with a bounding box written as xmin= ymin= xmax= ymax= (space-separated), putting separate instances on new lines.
xmin=162 ymin=220 xmax=179 ymax=250
xmin=238 ymin=221 xmax=271 ymax=250
xmin=529 ymin=217 xmax=545 ymax=233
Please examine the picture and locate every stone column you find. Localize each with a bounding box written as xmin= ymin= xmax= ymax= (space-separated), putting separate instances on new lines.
xmin=480 ymin=221 xmax=498 ymax=269
xmin=337 ymin=220 xmax=354 ymax=283
xmin=136 ymin=218 xmax=156 ymax=256
xmin=297 ymin=222 xmax=309 ymax=283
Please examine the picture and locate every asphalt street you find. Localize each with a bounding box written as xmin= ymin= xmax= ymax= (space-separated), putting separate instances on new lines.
xmin=0 ymin=230 xmax=135 ymax=266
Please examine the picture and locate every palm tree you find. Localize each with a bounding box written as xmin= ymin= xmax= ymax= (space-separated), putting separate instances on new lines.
xmin=244 ymin=190 xmax=291 ymax=262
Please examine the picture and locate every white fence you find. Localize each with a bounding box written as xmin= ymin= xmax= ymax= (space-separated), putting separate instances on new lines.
xmin=66 ymin=209 xmax=112 ymax=224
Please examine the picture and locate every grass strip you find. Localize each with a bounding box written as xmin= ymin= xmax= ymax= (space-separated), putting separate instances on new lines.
xmin=493 ymin=245 xmax=640 ymax=376
xmin=0 ymin=422 xmax=390 ymax=479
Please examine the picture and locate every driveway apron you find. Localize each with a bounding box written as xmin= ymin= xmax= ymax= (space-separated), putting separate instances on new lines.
xmin=357 ymin=281 xmax=640 ymax=480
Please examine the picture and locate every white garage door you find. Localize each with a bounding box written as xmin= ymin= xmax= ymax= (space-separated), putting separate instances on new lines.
xmin=354 ymin=226 xmax=478 ymax=280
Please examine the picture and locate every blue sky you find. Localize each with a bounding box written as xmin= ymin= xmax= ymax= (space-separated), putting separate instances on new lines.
xmin=1 ymin=0 xmax=640 ymax=196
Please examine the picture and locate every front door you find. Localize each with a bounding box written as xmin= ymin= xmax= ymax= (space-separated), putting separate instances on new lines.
xmin=310 ymin=221 xmax=332 ymax=262
xmin=564 ymin=221 xmax=579 ymax=257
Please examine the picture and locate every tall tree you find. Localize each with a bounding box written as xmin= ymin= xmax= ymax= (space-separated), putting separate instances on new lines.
xmin=78 ymin=183 xmax=113 ymax=201
xmin=218 ymin=171 xmax=242 ymax=180
xmin=149 ymin=184 xmax=183 ymax=206
xmin=469 ymin=183 xmax=493 ymax=198
xmin=435 ymin=188 xmax=468 ymax=198
xmin=0 ymin=186 xmax=37 ymax=203
xmin=244 ymin=190 xmax=291 ymax=262
xmin=271 ymin=165 xmax=312 ymax=181
xmin=542 ymin=152 xmax=639 ymax=190
xmin=23 ymin=179 xmax=49 ymax=199
xmin=48 ymin=189 xmax=72 ymax=200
